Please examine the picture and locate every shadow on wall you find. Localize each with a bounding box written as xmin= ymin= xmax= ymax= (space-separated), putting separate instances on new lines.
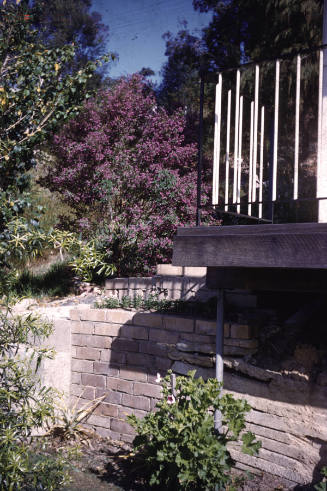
xmin=69 ymin=303 xmax=327 ymax=486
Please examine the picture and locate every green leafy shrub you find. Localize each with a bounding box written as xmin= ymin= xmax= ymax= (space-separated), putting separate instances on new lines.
xmin=128 ymin=370 xmax=261 ymax=490
xmin=315 ymin=467 xmax=327 ymax=491
xmin=0 ymin=303 xmax=72 ymax=489
xmin=0 ymin=218 xmax=115 ymax=291
xmin=95 ymin=294 xmax=217 ymax=318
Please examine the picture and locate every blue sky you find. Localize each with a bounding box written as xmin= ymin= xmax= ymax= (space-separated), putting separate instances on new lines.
xmin=92 ymin=0 xmax=212 ymax=83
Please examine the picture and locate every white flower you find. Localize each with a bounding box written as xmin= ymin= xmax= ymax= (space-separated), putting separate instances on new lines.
xmin=155 ymin=373 xmax=161 ymax=383
xmin=167 ymin=394 xmax=176 ymax=405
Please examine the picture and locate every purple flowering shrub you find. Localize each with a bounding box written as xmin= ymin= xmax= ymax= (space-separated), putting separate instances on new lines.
xmin=44 ymin=75 xmax=207 ymax=276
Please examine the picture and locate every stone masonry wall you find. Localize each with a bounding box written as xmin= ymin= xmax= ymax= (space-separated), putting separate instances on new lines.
xmin=104 ymin=264 xmax=215 ymax=302
xmin=69 ymin=307 xmax=327 ymax=486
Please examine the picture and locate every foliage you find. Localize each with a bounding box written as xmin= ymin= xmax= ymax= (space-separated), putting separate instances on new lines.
xmin=0 ymin=218 xmax=115 ymax=292
xmin=32 ymin=0 xmax=110 ymax=89
xmin=32 ymin=0 xmax=108 ymax=61
xmin=315 ymin=467 xmax=327 ymax=491
xmin=0 ymin=303 xmax=72 ymax=489
xmin=158 ymin=24 xmax=204 ymax=114
xmin=193 ymin=0 xmax=323 ymax=69
xmin=95 ymin=294 xmax=218 ymax=318
xmin=48 ymin=393 xmax=105 ymax=443
xmin=128 ymin=370 xmax=261 ymax=490
xmin=42 ymin=74 xmax=208 ymax=276
xmin=0 ymin=0 xmax=111 ymax=232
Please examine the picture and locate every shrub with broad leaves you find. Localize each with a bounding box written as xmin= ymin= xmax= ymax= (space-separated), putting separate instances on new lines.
xmin=128 ymin=370 xmax=261 ymax=490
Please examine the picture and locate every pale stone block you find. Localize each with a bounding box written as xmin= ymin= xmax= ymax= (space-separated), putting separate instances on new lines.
xmin=87 ymin=414 xmax=111 ymax=429
xmin=106 ymin=378 xmax=133 ymax=394
xmin=163 ymin=315 xmax=194 ymax=333
xmin=121 ymin=393 xmax=151 ymax=411
xmin=184 ymin=266 xmax=207 ymax=277
xmin=71 ymin=321 xmax=94 ymax=335
xmin=106 ymin=309 xmax=135 ymax=324
xmin=76 ymin=346 xmax=100 ymax=361
xmin=111 ymin=418 xmax=135 ymax=435
xmin=80 ymin=309 xmax=106 ymax=322
xmin=120 ymin=325 xmax=148 ymax=340
xmin=97 ymin=403 xmax=119 ymax=418
xmin=133 ymin=312 xmax=163 ymax=328
xmin=81 ymin=373 xmax=105 ymax=388
xmin=156 ymin=264 xmax=183 ymax=276
xmin=70 ymin=309 xmax=80 ymax=321
xmin=71 ymin=358 xmax=93 ymax=373
xmin=128 ymin=277 xmax=154 ymax=290
xmin=119 ymin=367 xmax=147 ymax=382
xmin=94 ymin=322 xmax=121 ymax=337
xmin=149 ymin=328 xmax=179 ymax=344
xmin=133 ymin=382 xmax=162 ymax=399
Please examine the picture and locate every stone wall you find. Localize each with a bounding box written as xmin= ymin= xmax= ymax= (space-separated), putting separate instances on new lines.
xmin=104 ymin=264 xmax=215 ymax=302
xmin=69 ymin=307 xmax=327 ymax=486
xmin=105 ymin=264 xmax=258 ymax=308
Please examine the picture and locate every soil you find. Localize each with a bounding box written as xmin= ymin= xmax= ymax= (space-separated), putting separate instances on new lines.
xmin=59 ymin=434 xmax=317 ymax=491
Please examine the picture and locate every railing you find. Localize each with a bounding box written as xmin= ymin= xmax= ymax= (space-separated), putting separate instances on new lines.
xmin=205 ymin=45 xmax=327 ymax=225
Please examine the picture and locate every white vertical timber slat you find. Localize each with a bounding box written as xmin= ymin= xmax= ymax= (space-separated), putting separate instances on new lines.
xmin=294 ymin=55 xmax=301 ymax=200
xmin=237 ymin=95 xmax=243 ymax=213
xmin=233 ymin=70 xmax=240 ymax=203
xmin=225 ymin=89 xmax=232 ymax=211
xmin=252 ymin=65 xmax=260 ymax=204
xmin=272 ymin=60 xmax=280 ymax=202
xmin=318 ymin=0 xmax=327 ymax=221
xmin=318 ymin=50 xmax=323 ymax=175
xmin=212 ymin=75 xmax=222 ymax=205
xmin=248 ymin=101 xmax=254 ymax=216
xmin=259 ymin=106 xmax=265 ymax=219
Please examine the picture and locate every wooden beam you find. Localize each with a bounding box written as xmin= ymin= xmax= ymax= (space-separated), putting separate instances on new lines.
xmin=172 ymin=223 xmax=327 ymax=270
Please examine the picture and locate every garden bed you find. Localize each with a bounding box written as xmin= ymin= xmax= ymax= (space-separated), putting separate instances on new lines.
xmin=61 ymin=435 xmax=309 ymax=490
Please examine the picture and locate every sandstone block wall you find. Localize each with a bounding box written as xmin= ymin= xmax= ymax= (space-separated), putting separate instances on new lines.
xmin=70 ymin=308 xmax=256 ymax=441
xmin=69 ymin=307 xmax=327 ymax=486
xmin=104 ymin=264 xmax=215 ymax=302
xmin=105 ymin=264 xmax=258 ymax=308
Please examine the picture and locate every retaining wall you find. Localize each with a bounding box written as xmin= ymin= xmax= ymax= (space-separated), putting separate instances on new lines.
xmin=69 ymin=307 xmax=327 ymax=486
xmin=105 ymin=264 xmax=258 ymax=308
xmin=104 ymin=264 xmax=216 ymax=302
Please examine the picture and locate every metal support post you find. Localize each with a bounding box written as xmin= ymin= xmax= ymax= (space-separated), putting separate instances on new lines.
xmin=214 ymin=289 xmax=224 ymax=433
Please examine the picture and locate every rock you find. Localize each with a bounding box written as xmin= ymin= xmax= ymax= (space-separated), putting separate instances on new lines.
xmin=168 ymin=350 xmax=183 ymax=361
xmin=176 ymin=341 xmax=215 ymax=354
xmin=13 ymin=298 xmax=38 ymax=312
xmin=184 ymin=353 xmax=214 ymax=368
xmin=172 ymin=361 xmax=214 ymax=379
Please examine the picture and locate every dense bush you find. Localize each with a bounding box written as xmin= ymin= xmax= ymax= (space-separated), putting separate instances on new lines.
xmin=43 ymin=74 xmax=207 ymax=276
xmin=0 ymin=304 xmax=73 ymax=489
xmin=0 ymin=1 xmax=110 ymax=233
xmin=128 ymin=370 xmax=261 ymax=490
xmin=0 ymin=218 xmax=115 ymax=294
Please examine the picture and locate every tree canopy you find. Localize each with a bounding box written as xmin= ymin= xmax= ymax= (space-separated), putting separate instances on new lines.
xmin=193 ymin=0 xmax=323 ymax=69
xmin=0 ymin=1 xmax=110 ymax=231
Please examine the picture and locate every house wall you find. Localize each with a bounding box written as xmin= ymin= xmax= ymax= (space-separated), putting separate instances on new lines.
xmin=69 ymin=307 xmax=327 ymax=486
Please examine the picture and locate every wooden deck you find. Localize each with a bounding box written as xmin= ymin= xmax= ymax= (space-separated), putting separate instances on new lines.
xmin=172 ymin=223 xmax=327 ymax=290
